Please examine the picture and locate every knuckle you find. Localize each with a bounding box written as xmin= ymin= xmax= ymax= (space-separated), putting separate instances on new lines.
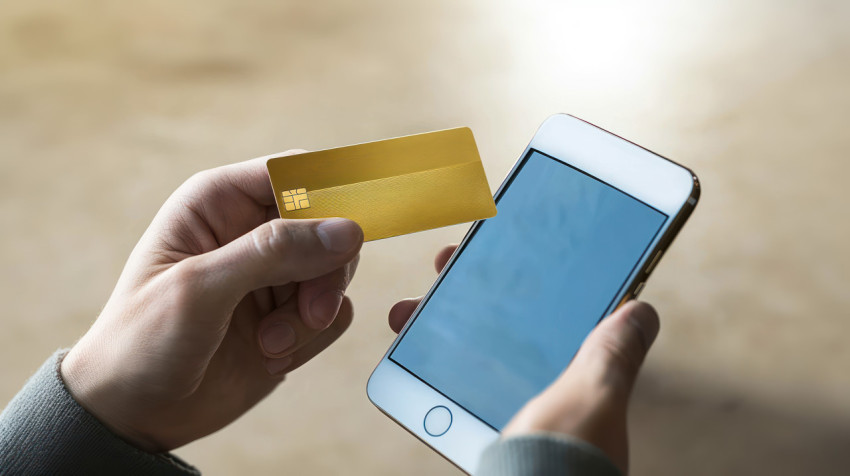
xmin=184 ymin=169 xmax=217 ymax=189
xmin=252 ymin=219 xmax=294 ymax=259
xmin=345 ymin=254 xmax=360 ymax=282
xmin=166 ymin=260 xmax=204 ymax=307
xmin=339 ymin=261 xmax=356 ymax=290
xmin=597 ymin=333 xmax=641 ymax=376
xmin=583 ymin=328 xmax=644 ymax=397
xmin=176 ymin=170 xmax=222 ymax=204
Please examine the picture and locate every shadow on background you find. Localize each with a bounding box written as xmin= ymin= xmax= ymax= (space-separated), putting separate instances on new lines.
xmin=631 ymin=369 xmax=850 ymax=476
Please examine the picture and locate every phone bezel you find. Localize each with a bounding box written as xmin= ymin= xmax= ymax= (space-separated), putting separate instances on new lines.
xmin=367 ymin=114 xmax=700 ymax=474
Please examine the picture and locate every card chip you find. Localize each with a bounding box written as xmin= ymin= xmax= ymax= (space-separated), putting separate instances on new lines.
xmin=282 ymin=188 xmax=310 ymax=211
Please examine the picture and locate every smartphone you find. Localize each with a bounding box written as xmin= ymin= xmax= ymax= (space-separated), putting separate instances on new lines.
xmin=367 ymin=114 xmax=700 ymax=473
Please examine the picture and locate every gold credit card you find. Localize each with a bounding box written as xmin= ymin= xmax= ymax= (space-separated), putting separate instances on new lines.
xmin=266 ymin=128 xmax=497 ymax=241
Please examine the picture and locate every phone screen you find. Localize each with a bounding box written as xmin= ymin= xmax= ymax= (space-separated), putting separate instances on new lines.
xmin=389 ymin=149 xmax=669 ymax=430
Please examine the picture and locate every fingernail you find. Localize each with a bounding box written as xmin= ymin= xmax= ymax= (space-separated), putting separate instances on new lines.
xmin=264 ymin=355 xmax=293 ymax=375
xmin=309 ymin=290 xmax=343 ymax=329
xmin=316 ymin=218 xmax=362 ymax=253
xmin=625 ymin=301 xmax=660 ymax=349
xmin=260 ymin=321 xmax=296 ymax=355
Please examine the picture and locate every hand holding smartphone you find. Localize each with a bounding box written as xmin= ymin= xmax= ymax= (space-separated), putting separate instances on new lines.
xmin=369 ymin=114 xmax=700 ymax=473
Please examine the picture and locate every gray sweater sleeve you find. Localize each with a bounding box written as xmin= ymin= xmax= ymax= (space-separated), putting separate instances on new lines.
xmin=476 ymin=433 xmax=622 ymax=476
xmin=0 ymin=350 xmax=198 ymax=476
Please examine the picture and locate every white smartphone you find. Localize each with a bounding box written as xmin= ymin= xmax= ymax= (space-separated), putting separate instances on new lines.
xmin=367 ymin=114 xmax=700 ymax=473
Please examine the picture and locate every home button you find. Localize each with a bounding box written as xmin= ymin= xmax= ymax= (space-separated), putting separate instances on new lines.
xmin=423 ymin=405 xmax=452 ymax=437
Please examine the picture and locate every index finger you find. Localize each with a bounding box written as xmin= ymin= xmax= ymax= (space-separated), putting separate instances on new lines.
xmin=212 ymin=149 xmax=308 ymax=207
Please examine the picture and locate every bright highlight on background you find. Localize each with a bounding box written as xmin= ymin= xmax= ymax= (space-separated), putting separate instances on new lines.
xmin=512 ymin=2 xmax=669 ymax=91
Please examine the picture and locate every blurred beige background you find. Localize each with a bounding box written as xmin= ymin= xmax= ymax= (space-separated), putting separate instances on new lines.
xmin=1 ymin=0 xmax=849 ymax=474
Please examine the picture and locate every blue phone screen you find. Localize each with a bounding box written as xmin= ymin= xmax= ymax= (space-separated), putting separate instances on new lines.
xmin=389 ymin=149 xmax=668 ymax=430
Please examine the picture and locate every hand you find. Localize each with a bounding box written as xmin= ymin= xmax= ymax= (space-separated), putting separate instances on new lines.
xmin=61 ymin=153 xmax=364 ymax=453
xmin=388 ymin=245 xmax=660 ymax=475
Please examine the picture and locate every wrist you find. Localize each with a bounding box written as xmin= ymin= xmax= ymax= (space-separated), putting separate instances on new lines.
xmin=61 ymin=342 xmax=165 ymax=453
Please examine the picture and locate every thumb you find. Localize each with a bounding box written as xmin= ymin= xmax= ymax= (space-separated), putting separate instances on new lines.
xmin=558 ymin=300 xmax=660 ymax=405
xmin=502 ymin=301 xmax=659 ymax=475
xmin=180 ymin=217 xmax=363 ymax=307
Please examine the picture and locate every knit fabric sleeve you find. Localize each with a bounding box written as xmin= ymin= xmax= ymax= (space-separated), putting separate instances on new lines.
xmin=476 ymin=433 xmax=622 ymax=476
xmin=0 ymin=350 xmax=199 ymax=475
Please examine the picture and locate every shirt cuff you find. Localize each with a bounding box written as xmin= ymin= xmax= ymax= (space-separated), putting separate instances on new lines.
xmin=0 ymin=349 xmax=199 ymax=475
xmin=476 ymin=433 xmax=622 ymax=476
